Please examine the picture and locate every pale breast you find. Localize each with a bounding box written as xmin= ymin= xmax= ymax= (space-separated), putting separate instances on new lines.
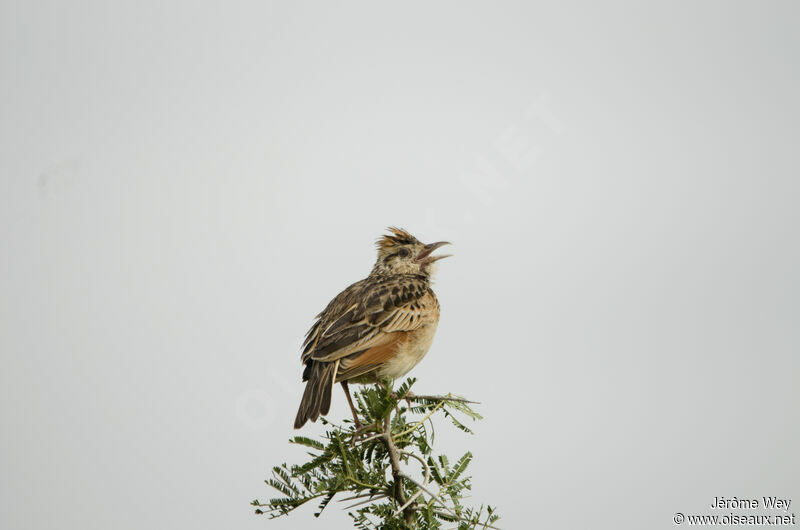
xmin=377 ymin=290 xmax=440 ymax=379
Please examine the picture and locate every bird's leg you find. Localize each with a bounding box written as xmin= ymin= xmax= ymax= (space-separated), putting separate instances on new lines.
xmin=340 ymin=381 xmax=362 ymax=431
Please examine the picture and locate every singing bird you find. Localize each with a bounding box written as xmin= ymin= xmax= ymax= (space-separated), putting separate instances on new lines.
xmin=294 ymin=228 xmax=451 ymax=429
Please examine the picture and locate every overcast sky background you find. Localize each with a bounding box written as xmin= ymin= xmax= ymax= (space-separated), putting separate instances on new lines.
xmin=2 ymin=1 xmax=798 ymax=529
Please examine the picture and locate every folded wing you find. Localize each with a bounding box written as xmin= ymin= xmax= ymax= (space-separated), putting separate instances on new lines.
xmin=302 ymin=275 xmax=430 ymax=367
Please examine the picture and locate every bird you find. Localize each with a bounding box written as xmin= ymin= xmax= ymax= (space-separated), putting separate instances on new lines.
xmin=294 ymin=227 xmax=451 ymax=429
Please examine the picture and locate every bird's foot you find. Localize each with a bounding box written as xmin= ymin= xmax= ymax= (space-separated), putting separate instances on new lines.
xmin=349 ymin=421 xmax=375 ymax=446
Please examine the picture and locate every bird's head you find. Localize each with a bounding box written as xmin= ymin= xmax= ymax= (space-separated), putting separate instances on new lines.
xmin=372 ymin=227 xmax=451 ymax=277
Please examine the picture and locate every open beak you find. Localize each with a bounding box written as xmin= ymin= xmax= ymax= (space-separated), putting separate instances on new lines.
xmin=415 ymin=241 xmax=452 ymax=264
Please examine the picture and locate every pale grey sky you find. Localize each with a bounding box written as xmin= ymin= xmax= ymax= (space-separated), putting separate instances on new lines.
xmin=1 ymin=1 xmax=798 ymax=529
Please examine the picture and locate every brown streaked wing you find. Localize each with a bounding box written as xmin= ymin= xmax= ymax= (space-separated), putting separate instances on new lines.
xmin=308 ymin=275 xmax=429 ymax=363
xmin=300 ymin=279 xmax=366 ymax=364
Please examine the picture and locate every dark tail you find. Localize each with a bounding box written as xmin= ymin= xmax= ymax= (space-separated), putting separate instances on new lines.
xmin=294 ymin=360 xmax=338 ymax=429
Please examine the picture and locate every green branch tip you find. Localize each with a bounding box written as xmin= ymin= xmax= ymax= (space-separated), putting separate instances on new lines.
xmin=253 ymin=377 xmax=500 ymax=529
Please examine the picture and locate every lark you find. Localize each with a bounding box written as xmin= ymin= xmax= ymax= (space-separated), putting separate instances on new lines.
xmin=294 ymin=227 xmax=451 ymax=429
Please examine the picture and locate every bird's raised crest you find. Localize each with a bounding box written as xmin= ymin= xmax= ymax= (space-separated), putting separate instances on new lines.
xmin=376 ymin=227 xmax=419 ymax=251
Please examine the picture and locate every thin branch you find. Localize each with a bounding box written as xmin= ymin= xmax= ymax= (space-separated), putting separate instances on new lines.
xmin=393 ymin=449 xmax=432 ymax=517
xmin=356 ymin=431 xmax=384 ymax=444
xmin=343 ymin=494 xmax=389 ymax=510
xmin=393 ymin=399 xmax=447 ymax=439
xmin=393 ymin=486 xmax=425 ymax=517
xmin=408 ymin=394 xmax=481 ymax=405
xmin=381 ymin=415 xmax=415 ymax=526
xmin=461 ymin=520 xmax=502 ymax=530
xmin=338 ymin=492 xmax=383 ymax=503
xmin=396 ymin=472 xmax=458 ymax=519
xmin=399 ymin=449 xmax=431 ymax=486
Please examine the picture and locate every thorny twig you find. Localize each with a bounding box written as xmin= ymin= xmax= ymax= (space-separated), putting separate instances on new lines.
xmin=381 ymin=415 xmax=415 ymax=525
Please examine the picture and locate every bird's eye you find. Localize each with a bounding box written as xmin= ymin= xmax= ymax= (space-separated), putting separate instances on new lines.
xmin=398 ymin=248 xmax=410 ymax=258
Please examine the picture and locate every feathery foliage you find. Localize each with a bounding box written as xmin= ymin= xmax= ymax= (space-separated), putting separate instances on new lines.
xmin=252 ymin=378 xmax=500 ymax=529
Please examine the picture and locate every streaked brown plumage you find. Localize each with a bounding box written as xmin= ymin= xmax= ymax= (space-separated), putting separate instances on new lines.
xmin=294 ymin=227 xmax=451 ymax=429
